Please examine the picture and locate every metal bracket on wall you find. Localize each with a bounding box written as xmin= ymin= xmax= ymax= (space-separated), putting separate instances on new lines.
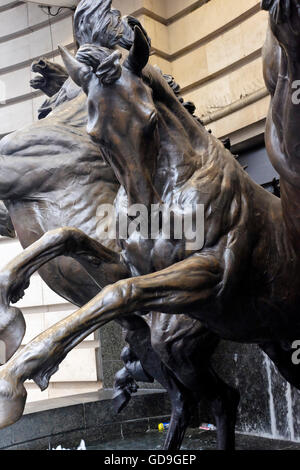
xmin=39 ymin=5 xmax=75 ymax=16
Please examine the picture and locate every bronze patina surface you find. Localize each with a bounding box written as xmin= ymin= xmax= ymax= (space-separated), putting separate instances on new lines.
xmin=0 ymin=0 xmax=298 ymax=450
xmin=0 ymin=1 xmax=241 ymax=450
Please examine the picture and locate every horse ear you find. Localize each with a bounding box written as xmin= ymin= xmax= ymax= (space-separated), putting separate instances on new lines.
xmin=124 ymin=26 xmax=150 ymax=75
xmin=58 ymin=45 xmax=91 ymax=90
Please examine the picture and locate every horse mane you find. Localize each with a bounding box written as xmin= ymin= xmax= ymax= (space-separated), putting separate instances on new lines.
xmin=76 ymin=45 xmax=122 ymax=85
xmin=74 ymin=1 xmax=204 ymax=124
xmin=74 ymin=1 xmax=231 ymax=150
xmin=74 ymin=0 xmax=151 ymax=50
xmin=162 ymin=73 xmax=204 ymax=126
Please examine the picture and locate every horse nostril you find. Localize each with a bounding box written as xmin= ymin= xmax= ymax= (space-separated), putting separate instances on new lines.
xmin=38 ymin=60 xmax=46 ymax=68
xmin=8 ymin=228 xmax=15 ymax=239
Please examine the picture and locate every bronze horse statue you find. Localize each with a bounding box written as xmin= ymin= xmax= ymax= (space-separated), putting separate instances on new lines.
xmin=0 ymin=0 xmax=297 ymax=445
xmin=0 ymin=0 xmax=298 ymax=450
xmin=30 ymin=59 xmax=68 ymax=99
xmin=0 ymin=2 xmax=241 ymax=450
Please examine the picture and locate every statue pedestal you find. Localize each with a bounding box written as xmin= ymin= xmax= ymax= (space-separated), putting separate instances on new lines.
xmin=0 ymin=389 xmax=171 ymax=450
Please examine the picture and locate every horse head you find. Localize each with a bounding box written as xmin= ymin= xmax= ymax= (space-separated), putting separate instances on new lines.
xmin=30 ymin=58 xmax=69 ymax=98
xmin=59 ymin=27 xmax=160 ymax=208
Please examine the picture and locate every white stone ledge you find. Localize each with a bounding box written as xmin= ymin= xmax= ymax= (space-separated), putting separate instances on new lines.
xmin=0 ymin=4 xmax=72 ymax=44
xmin=25 ymin=380 xmax=101 ymax=403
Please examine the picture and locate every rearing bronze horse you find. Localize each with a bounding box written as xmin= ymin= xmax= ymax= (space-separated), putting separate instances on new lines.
xmin=0 ymin=0 xmax=298 ymax=449
xmin=0 ymin=3 xmax=241 ymax=450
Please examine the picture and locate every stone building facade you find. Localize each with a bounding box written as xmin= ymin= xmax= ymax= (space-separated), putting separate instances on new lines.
xmin=0 ymin=0 xmax=299 ymax=441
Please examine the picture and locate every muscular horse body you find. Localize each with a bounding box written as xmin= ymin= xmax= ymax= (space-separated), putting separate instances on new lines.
xmin=0 ymin=0 xmax=297 ymax=450
xmin=0 ymin=13 xmax=238 ymax=449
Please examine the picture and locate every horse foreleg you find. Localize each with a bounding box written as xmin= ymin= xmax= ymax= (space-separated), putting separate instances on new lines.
xmin=0 ymin=253 xmax=222 ymax=428
xmin=1 ymin=227 xmax=128 ymax=302
xmin=156 ymin=365 xmax=239 ymax=451
xmin=168 ymin=365 xmax=239 ymax=451
xmin=0 ymin=227 xmax=129 ymax=362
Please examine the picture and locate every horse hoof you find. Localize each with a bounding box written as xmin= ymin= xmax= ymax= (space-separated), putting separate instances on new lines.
xmin=0 ymin=306 xmax=26 ymax=362
xmin=113 ymin=389 xmax=131 ymax=414
xmin=0 ymin=375 xmax=26 ymax=428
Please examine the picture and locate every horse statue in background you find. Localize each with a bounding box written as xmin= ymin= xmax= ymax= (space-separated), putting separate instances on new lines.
xmin=29 ymin=58 xmax=69 ymax=119
xmin=30 ymin=59 xmax=69 ymax=99
xmin=0 ymin=1 xmax=242 ymax=450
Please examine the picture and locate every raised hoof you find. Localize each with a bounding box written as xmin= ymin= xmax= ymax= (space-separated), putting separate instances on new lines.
xmin=113 ymin=389 xmax=131 ymax=414
xmin=10 ymin=279 xmax=30 ymax=304
xmin=0 ymin=375 xmax=27 ymax=429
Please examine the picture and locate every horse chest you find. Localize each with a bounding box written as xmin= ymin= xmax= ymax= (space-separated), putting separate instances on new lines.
xmin=121 ymin=235 xmax=186 ymax=276
xmin=115 ymin=189 xmax=195 ymax=275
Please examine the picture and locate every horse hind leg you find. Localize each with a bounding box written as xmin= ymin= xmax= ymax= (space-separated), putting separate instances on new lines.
xmin=174 ymin=365 xmax=240 ymax=450
xmin=122 ymin=319 xmax=198 ymax=451
xmin=207 ymin=367 xmax=240 ymax=450
xmin=162 ymin=373 xmax=196 ymax=451
xmin=118 ymin=330 xmax=239 ymax=450
xmin=0 ymin=227 xmax=129 ymax=362
xmin=125 ymin=357 xmax=197 ymax=451
xmin=148 ymin=311 xmax=239 ymax=450
xmin=113 ymin=328 xmax=196 ymax=451
xmin=113 ymin=349 xmax=196 ymax=451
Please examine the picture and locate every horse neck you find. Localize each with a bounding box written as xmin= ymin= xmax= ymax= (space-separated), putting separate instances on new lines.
xmin=150 ymin=68 xmax=211 ymax=197
xmin=156 ymin=97 xmax=210 ymax=201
